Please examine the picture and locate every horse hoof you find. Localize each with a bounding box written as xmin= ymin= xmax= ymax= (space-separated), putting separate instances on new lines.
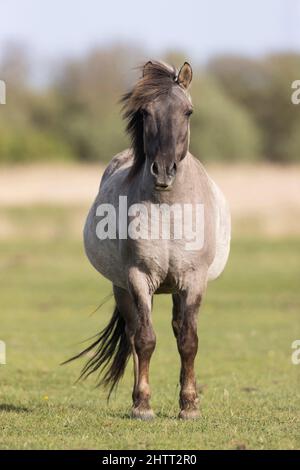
xmin=178 ymin=409 xmax=200 ymax=420
xmin=131 ymin=407 xmax=155 ymax=420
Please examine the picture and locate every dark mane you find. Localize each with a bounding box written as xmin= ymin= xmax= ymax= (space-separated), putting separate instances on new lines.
xmin=121 ymin=61 xmax=177 ymax=179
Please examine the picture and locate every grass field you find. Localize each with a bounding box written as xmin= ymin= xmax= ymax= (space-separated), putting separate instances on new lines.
xmin=0 ymin=206 xmax=299 ymax=450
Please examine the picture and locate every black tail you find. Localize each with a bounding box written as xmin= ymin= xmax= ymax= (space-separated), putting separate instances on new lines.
xmin=63 ymin=306 xmax=131 ymax=398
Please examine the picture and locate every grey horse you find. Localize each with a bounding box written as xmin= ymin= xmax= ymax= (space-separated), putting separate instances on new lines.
xmin=69 ymin=61 xmax=231 ymax=420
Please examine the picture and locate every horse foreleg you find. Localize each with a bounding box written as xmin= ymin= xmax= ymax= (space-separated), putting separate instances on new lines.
xmin=128 ymin=269 xmax=156 ymax=420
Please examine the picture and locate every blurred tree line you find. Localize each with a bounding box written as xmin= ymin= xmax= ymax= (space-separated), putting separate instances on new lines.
xmin=0 ymin=43 xmax=299 ymax=164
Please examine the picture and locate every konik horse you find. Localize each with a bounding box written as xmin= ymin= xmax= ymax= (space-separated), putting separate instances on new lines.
xmin=68 ymin=61 xmax=231 ymax=419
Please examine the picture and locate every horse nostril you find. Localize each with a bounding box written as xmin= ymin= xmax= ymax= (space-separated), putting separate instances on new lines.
xmin=151 ymin=161 xmax=159 ymax=176
xmin=169 ymin=162 xmax=177 ymax=176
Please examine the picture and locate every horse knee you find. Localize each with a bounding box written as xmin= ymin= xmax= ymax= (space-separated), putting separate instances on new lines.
xmin=178 ymin=328 xmax=198 ymax=359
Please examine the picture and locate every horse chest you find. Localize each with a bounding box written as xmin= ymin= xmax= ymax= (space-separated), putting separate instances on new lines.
xmin=129 ymin=238 xmax=201 ymax=292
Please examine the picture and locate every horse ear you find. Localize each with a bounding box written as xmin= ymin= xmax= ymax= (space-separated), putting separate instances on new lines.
xmin=177 ymin=62 xmax=193 ymax=89
xmin=143 ymin=61 xmax=152 ymax=77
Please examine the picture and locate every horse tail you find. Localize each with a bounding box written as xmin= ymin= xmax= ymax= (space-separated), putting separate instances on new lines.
xmin=63 ymin=306 xmax=131 ymax=398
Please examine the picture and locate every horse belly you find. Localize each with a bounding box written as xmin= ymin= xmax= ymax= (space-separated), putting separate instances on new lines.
xmin=207 ymin=178 xmax=231 ymax=281
xmin=83 ymin=206 xmax=127 ymax=289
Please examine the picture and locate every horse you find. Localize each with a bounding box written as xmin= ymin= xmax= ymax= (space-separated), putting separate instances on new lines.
xmin=69 ymin=61 xmax=231 ymax=420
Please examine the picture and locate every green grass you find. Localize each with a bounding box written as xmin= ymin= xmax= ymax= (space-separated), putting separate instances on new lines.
xmin=0 ymin=208 xmax=299 ymax=449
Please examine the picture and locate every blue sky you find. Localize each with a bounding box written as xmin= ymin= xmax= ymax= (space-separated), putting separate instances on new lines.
xmin=1 ymin=0 xmax=300 ymax=62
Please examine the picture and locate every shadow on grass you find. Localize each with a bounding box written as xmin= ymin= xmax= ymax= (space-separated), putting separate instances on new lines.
xmin=119 ymin=410 xmax=178 ymax=420
xmin=0 ymin=404 xmax=30 ymax=413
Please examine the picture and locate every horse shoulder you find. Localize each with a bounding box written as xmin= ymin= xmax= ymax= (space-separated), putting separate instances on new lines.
xmin=100 ymin=149 xmax=133 ymax=188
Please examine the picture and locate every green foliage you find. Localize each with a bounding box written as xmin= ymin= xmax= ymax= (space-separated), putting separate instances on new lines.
xmin=209 ymin=53 xmax=300 ymax=162
xmin=0 ymin=46 xmax=299 ymax=163
xmin=190 ymin=75 xmax=262 ymax=161
xmin=59 ymin=111 xmax=127 ymax=162
xmin=286 ymin=122 xmax=300 ymax=162
xmin=0 ymin=122 xmax=73 ymax=163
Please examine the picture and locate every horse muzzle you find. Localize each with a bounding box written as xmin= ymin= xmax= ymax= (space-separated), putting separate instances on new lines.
xmin=151 ymin=160 xmax=177 ymax=191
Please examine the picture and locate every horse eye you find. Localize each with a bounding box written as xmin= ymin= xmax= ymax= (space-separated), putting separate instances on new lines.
xmin=185 ymin=109 xmax=193 ymax=117
xmin=141 ymin=109 xmax=149 ymax=118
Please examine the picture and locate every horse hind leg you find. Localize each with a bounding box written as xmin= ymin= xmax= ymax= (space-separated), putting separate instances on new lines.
xmin=114 ymin=282 xmax=156 ymax=420
xmin=113 ymin=285 xmax=138 ymax=405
